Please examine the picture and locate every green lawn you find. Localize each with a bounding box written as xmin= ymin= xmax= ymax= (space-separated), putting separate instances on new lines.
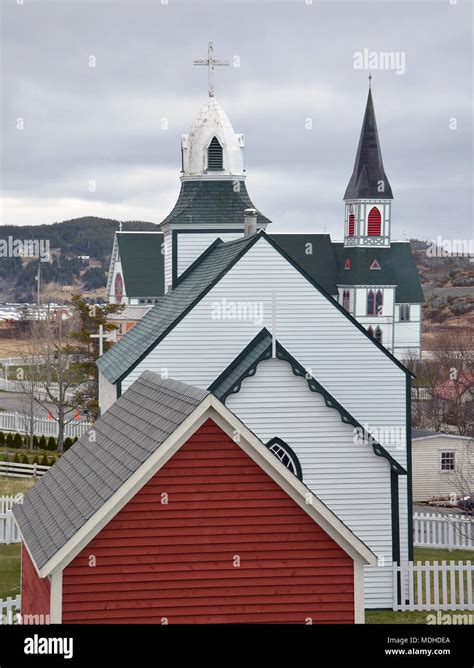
xmin=0 ymin=544 xmax=21 ymax=599
xmin=0 ymin=475 xmax=37 ymax=496
xmin=367 ymin=547 xmax=474 ymax=624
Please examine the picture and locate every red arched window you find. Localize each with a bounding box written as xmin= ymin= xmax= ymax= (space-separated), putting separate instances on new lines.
xmin=367 ymin=326 xmax=374 ymax=337
xmin=342 ymin=289 xmax=350 ymax=311
xmin=375 ymin=326 xmax=383 ymax=344
xmin=367 ymin=207 xmax=381 ymax=236
xmin=348 ymin=214 xmax=355 ymax=236
xmin=344 ymin=258 xmax=351 ymax=270
xmin=367 ymin=289 xmax=375 ymax=315
xmin=375 ymin=289 xmax=383 ymax=316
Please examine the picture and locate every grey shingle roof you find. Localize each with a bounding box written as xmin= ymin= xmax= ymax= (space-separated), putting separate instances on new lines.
xmin=116 ymin=232 xmax=164 ymax=298
xmin=344 ymin=89 xmax=393 ymax=200
xmin=13 ymin=372 xmax=209 ymax=571
xmin=97 ymin=234 xmax=259 ymax=384
xmin=160 ymin=180 xmax=271 ymax=227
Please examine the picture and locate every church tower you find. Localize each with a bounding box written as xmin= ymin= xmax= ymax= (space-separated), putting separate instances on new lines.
xmin=160 ymin=43 xmax=271 ymax=291
xmin=343 ymin=83 xmax=393 ymax=248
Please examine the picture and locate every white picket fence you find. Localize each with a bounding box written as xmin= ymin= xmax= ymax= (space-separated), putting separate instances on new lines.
xmin=0 ymin=595 xmax=21 ymax=624
xmin=0 ymin=494 xmax=24 ymax=544
xmin=393 ymin=560 xmax=474 ymax=611
xmin=414 ymin=512 xmax=474 ymax=551
xmin=0 ymin=377 xmax=85 ymax=402
xmin=0 ymin=461 xmax=50 ymax=480
xmin=0 ymin=411 xmax=89 ymax=439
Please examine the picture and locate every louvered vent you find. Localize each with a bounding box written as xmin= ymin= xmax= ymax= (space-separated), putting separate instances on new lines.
xmin=207 ymin=137 xmax=223 ymax=170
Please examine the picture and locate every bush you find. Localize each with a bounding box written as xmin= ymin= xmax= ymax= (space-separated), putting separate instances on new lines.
xmin=6 ymin=433 xmax=14 ymax=447
xmin=39 ymin=435 xmax=47 ymax=450
xmin=32 ymin=435 xmax=39 ymax=449
xmin=13 ymin=452 xmax=21 ymax=463
xmin=21 ymin=453 xmax=29 ymax=465
xmin=63 ymin=437 xmax=74 ymax=452
xmin=14 ymin=433 xmax=23 ymax=448
xmin=73 ymin=436 xmax=78 ymax=443
xmin=47 ymin=436 xmax=57 ymax=451
xmin=40 ymin=454 xmax=50 ymax=467
xmin=0 ymin=432 xmax=4 ymax=446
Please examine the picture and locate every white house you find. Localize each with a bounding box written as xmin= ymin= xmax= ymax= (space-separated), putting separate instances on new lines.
xmin=412 ymin=430 xmax=473 ymax=502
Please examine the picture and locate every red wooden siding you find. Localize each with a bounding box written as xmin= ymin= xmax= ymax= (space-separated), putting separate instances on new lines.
xmin=62 ymin=419 xmax=354 ymax=624
xmin=367 ymin=207 xmax=381 ymax=236
xmin=21 ymin=544 xmax=50 ymax=621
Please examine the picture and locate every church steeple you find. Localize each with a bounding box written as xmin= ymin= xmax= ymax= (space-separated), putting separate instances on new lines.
xmin=343 ymin=84 xmax=393 ymax=248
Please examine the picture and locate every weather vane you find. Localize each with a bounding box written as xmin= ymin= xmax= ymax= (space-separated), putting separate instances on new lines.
xmin=193 ymin=41 xmax=229 ymax=97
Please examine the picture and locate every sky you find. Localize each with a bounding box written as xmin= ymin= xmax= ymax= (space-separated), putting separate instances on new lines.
xmin=0 ymin=0 xmax=472 ymax=242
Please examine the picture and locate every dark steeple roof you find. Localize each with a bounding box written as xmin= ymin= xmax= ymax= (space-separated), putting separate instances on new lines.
xmin=344 ymin=89 xmax=393 ymax=200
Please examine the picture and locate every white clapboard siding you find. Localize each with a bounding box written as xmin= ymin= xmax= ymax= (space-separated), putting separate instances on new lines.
xmin=226 ymin=357 xmax=395 ymax=608
xmin=0 ymin=596 xmax=21 ymax=624
xmin=123 ymin=238 xmax=408 ymax=460
xmin=412 ymin=435 xmax=473 ymax=502
xmin=414 ymin=513 xmax=474 ymax=550
xmin=176 ymin=231 xmax=243 ymax=278
xmin=393 ymin=561 xmax=474 ymax=611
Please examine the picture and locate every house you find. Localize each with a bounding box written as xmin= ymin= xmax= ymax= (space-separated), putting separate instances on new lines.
xmin=104 ymin=85 xmax=424 ymax=360
xmin=14 ymin=372 xmax=376 ymax=624
xmin=433 ymin=373 xmax=474 ymax=404
xmin=412 ymin=430 xmax=473 ymax=502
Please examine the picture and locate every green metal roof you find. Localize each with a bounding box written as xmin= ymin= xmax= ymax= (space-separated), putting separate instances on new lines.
xmin=160 ymin=180 xmax=271 ymax=227
xmin=270 ymin=234 xmax=338 ymax=296
xmin=116 ymin=232 xmax=164 ymax=298
xmin=332 ymin=242 xmax=425 ymax=303
xmin=97 ymin=234 xmax=259 ymax=384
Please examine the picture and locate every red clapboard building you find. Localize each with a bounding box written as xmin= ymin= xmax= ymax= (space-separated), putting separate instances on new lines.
xmin=14 ymin=372 xmax=375 ymax=624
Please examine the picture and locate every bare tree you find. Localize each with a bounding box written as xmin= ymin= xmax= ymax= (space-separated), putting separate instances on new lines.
xmin=14 ymin=325 xmax=44 ymax=450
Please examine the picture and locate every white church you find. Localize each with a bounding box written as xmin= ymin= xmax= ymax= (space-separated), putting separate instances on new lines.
xmin=98 ymin=44 xmax=424 ymax=611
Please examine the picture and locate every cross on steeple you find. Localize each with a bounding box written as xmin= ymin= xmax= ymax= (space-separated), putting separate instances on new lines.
xmin=193 ymin=41 xmax=229 ymax=97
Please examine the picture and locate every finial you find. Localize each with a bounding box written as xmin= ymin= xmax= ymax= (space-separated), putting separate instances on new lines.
xmin=368 ymin=72 xmax=372 ymax=89
xmin=119 ymin=221 xmax=123 ymax=232
xmin=193 ymin=41 xmax=229 ymax=97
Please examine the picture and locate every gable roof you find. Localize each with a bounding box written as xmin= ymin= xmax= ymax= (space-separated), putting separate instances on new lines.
xmin=412 ymin=429 xmax=473 ymax=442
xmin=209 ymin=328 xmax=407 ymax=474
xmin=97 ymin=234 xmax=259 ymax=384
xmin=160 ymin=180 xmax=271 ymax=228
xmin=432 ymin=373 xmax=474 ymax=401
xmin=270 ymin=234 xmax=338 ymax=296
xmin=344 ymin=88 xmax=393 ymax=200
xmin=97 ymin=231 xmax=413 ymax=386
xmin=333 ymin=242 xmax=425 ymax=303
xmin=116 ymin=232 xmax=165 ymax=298
xmin=14 ymin=371 xmax=376 ymax=577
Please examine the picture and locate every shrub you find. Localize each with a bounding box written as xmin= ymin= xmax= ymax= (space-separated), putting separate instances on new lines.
xmin=40 ymin=454 xmax=50 ymax=467
xmin=21 ymin=453 xmax=30 ymax=465
xmin=13 ymin=452 xmax=21 ymax=463
xmin=0 ymin=432 xmax=4 ymax=445
xmin=47 ymin=436 xmax=57 ymax=451
xmin=14 ymin=433 xmax=23 ymax=448
xmin=39 ymin=436 xmax=47 ymax=450
xmin=32 ymin=435 xmax=39 ymax=449
xmin=63 ymin=437 xmax=73 ymax=452
xmin=6 ymin=433 xmax=14 ymax=447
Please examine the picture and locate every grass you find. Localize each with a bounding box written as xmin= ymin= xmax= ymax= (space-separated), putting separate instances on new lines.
xmin=367 ymin=547 xmax=474 ymax=624
xmin=0 ymin=476 xmax=37 ymax=496
xmin=0 ymin=544 xmax=21 ymax=599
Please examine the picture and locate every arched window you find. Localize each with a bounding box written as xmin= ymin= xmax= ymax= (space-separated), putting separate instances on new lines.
xmin=266 ymin=437 xmax=303 ymax=481
xmin=375 ymin=289 xmax=383 ymax=316
xmin=207 ymin=136 xmax=223 ymax=170
xmin=344 ymin=258 xmax=351 ymax=270
xmin=367 ymin=289 xmax=375 ymax=315
xmin=348 ymin=213 xmax=355 ymax=236
xmin=400 ymin=304 xmax=410 ymax=321
xmin=367 ymin=326 xmax=374 ymax=337
xmin=367 ymin=207 xmax=381 ymax=236
xmin=375 ymin=326 xmax=383 ymax=344
xmin=342 ymin=289 xmax=350 ymax=311
xmin=114 ymin=273 xmax=123 ymax=304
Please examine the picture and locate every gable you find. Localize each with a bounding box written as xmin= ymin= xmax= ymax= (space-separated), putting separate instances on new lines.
xmin=116 ymin=232 xmax=165 ymax=298
xmin=62 ymin=419 xmax=354 ymax=624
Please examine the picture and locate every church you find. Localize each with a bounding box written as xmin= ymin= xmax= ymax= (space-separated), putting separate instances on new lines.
xmin=15 ymin=46 xmax=422 ymax=621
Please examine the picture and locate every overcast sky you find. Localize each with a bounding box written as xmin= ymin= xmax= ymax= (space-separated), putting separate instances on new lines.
xmin=1 ymin=0 xmax=472 ymax=242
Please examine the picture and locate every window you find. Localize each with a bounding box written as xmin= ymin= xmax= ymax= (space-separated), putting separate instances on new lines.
xmin=400 ymin=304 xmax=410 ymax=321
xmin=367 ymin=289 xmax=375 ymax=315
xmin=266 ymin=437 xmax=303 ymax=480
xmin=367 ymin=326 xmax=374 ymax=337
xmin=367 ymin=207 xmax=382 ymax=236
xmin=375 ymin=289 xmax=383 ymax=316
xmin=114 ymin=273 xmax=123 ymax=304
xmin=370 ymin=259 xmax=381 ymax=270
xmin=374 ymin=326 xmax=383 ymax=344
xmin=344 ymin=258 xmax=351 ymax=270
xmin=342 ymin=289 xmax=350 ymax=311
xmin=348 ymin=213 xmax=355 ymax=236
xmin=440 ymin=451 xmax=455 ymax=472
xmin=207 ymin=136 xmax=223 ymax=170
